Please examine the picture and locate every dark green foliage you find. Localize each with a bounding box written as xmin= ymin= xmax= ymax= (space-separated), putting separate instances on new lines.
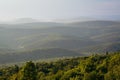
xmin=0 ymin=52 xmax=120 ymax=80
xmin=84 ymin=71 xmax=97 ymax=80
xmin=20 ymin=61 xmax=37 ymax=80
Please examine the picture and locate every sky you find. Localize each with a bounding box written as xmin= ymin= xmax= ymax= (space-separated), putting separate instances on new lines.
xmin=0 ymin=0 xmax=120 ymax=21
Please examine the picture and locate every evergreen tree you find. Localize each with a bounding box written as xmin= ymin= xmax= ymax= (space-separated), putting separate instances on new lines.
xmin=20 ymin=61 xmax=37 ymax=80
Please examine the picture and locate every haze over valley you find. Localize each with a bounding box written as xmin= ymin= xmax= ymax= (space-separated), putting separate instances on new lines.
xmin=0 ymin=0 xmax=120 ymax=80
xmin=0 ymin=18 xmax=120 ymax=64
xmin=0 ymin=0 xmax=120 ymax=64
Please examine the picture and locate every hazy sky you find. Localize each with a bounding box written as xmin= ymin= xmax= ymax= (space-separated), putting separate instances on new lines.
xmin=0 ymin=0 xmax=120 ymax=21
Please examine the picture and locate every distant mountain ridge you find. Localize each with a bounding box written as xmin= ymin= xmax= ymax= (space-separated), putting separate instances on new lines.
xmin=0 ymin=17 xmax=97 ymax=24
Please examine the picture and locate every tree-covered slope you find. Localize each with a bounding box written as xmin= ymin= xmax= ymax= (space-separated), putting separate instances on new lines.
xmin=0 ymin=52 xmax=120 ymax=80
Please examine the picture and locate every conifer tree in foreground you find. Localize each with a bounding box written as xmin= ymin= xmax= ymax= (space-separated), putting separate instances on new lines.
xmin=20 ymin=61 xmax=37 ymax=80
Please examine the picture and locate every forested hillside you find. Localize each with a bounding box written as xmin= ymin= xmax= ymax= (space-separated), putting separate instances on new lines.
xmin=0 ymin=52 xmax=119 ymax=80
xmin=1 ymin=21 xmax=120 ymax=64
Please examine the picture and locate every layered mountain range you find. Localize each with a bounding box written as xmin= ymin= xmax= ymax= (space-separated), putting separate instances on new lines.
xmin=0 ymin=18 xmax=120 ymax=64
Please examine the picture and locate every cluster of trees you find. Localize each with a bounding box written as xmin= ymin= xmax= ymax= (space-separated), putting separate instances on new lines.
xmin=0 ymin=52 xmax=120 ymax=80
